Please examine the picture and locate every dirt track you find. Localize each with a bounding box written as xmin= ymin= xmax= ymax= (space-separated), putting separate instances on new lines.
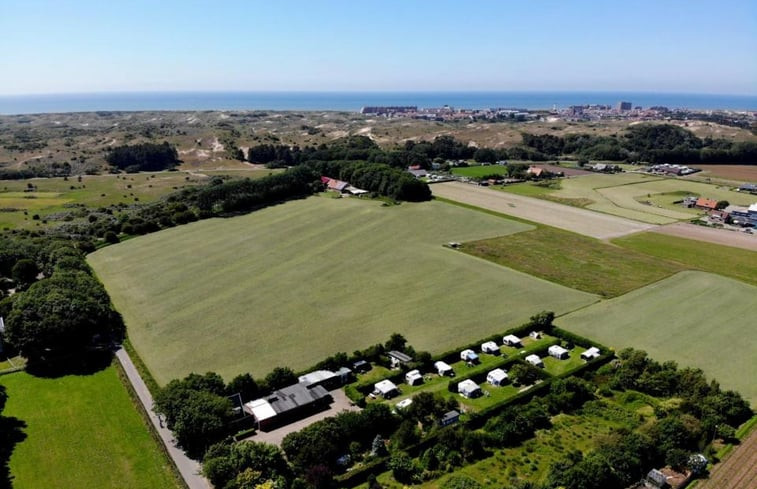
xmin=432 ymin=181 xmax=656 ymax=239
xmin=652 ymin=223 xmax=757 ymax=251
xmin=698 ymin=428 xmax=757 ymax=489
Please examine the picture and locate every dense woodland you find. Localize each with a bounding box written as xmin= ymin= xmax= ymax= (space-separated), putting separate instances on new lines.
xmin=105 ymin=141 xmax=180 ymax=172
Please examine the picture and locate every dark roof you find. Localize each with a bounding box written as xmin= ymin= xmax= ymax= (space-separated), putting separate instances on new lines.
xmin=387 ymin=350 xmax=413 ymax=363
xmin=441 ymin=410 xmax=460 ymax=422
xmin=267 ymin=383 xmax=330 ymax=415
xmin=646 ymin=469 xmax=668 ymax=488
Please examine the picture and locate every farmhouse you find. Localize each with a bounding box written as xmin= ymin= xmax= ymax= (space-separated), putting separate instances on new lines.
xmin=374 ymin=379 xmax=399 ymax=399
xmin=405 ymin=369 xmax=423 ymax=386
xmin=460 ymin=349 xmax=480 ymax=364
xmin=387 ymin=350 xmax=413 ymax=368
xmin=439 ymin=410 xmax=461 ymax=427
xmin=525 ymin=354 xmax=544 ymax=367
xmin=581 ymin=347 xmax=601 ymax=360
xmin=481 ymin=341 xmax=499 ymax=354
xmin=487 ymin=368 xmax=509 ymax=386
xmin=694 ymin=197 xmax=718 ymax=211
xmin=244 ymin=382 xmax=332 ymax=431
xmin=458 ymin=379 xmax=482 ymax=399
xmin=434 ymin=361 xmax=454 ymax=377
xmin=548 ymin=345 xmax=570 ymax=360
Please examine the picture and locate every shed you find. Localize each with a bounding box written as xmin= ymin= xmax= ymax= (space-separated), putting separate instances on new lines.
xmin=434 ymin=361 xmax=454 ymax=377
xmin=581 ymin=347 xmax=601 ymax=361
xmin=525 ymin=354 xmax=544 ymax=368
xmin=548 ymin=345 xmax=570 ymax=360
xmin=405 ymin=369 xmax=423 ymax=386
xmin=481 ymin=341 xmax=499 ymax=354
xmin=503 ymin=334 xmax=522 ymax=347
xmin=487 ymin=368 xmax=509 ymax=386
xmin=298 ymin=370 xmax=339 ymax=390
xmin=460 ymin=349 xmax=480 ymax=363
xmin=374 ymin=379 xmax=399 ymax=398
xmin=336 ymin=367 xmax=353 ymax=384
xmin=458 ymin=379 xmax=482 ymax=399
xmin=244 ymin=383 xmax=332 ymax=431
xmin=387 ymin=350 xmax=413 ymax=368
xmin=439 ymin=410 xmax=460 ymax=427
xmin=352 ymin=360 xmax=371 ymax=373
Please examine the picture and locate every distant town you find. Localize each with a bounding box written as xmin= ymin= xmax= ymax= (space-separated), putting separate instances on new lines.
xmin=361 ymin=102 xmax=757 ymax=128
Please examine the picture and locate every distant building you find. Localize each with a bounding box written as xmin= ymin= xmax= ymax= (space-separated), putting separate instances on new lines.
xmin=548 ymin=345 xmax=570 ymax=360
xmin=617 ymin=101 xmax=632 ymax=111
xmin=360 ymin=106 xmax=417 ymax=115
xmin=439 ymin=410 xmax=461 ymax=426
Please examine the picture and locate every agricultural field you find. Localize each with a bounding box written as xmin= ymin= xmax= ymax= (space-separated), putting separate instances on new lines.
xmin=691 ymin=164 xmax=757 ymax=183
xmin=88 ymin=197 xmax=598 ymax=384
xmin=0 ymin=367 xmax=180 ymax=489
xmin=517 ymin=173 xmax=754 ymax=224
xmin=613 ymin=232 xmax=757 ymax=285
xmin=558 ymin=271 xmax=757 ymax=405
xmin=0 ymin=168 xmax=272 ymax=230
xmin=462 ymin=226 xmax=684 ymax=297
xmin=451 ymin=165 xmax=508 ymax=178
xmin=431 ymin=181 xmax=655 ymax=239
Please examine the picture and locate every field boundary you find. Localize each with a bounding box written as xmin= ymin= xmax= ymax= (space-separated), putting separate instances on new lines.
xmin=114 ymin=359 xmax=189 ymax=489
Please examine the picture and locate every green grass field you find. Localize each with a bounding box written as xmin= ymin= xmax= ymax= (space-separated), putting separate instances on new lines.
xmin=0 ymin=367 xmax=180 ymax=489
xmin=88 ymin=197 xmax=598 ymax=384
xmin=503 ymin=173 xmax=753 ymax=225
xmin=613 ymin=232 xmax=757 ymax=286
xmin=451 ymin=165 xmax=508 ymax=178
xmin=0 ymin=169 xmax=272 ymax=230
xmin=557 ymin=174 xmax=752 ymax=224
xmin=558 ymin=271 xmax=757 ymax=405
xmin=461 ymin=227 xmax=684 ymax=297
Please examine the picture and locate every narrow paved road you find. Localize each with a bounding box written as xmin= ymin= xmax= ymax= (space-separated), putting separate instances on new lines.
xmin=116 ymin=347 xmax=211 ymax=489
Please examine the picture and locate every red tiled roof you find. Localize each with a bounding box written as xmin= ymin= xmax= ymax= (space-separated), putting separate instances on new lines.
xmin=695 ymin=197 xmax=718 ymax=209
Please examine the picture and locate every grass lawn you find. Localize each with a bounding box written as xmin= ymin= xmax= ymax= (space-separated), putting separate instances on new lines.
xmin=498 ymin=182 xmax=558 ymax=197
xmin=451 ymin=165 xmax=508 ymax=178
xmin=613 ymin=232 xmax=757 ymax=286
xmin=462 ymin=226 xmax=684 ymax=297
xmin=0 ymin=169 xmax=273 ymax=230
xmin=89 ymin=197 xmax=597 ymax=384
xmin=542 ymin=347 xmax=587 ymax=377
xmin=511 ymin=173 xmax=753 ymax=225
xmin=558 ymin=271 xmax=757 ymax=406
xmin=0 ymin=367 xmax=180 ymax=489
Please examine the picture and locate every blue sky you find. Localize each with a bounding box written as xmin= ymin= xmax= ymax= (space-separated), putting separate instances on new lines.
xmin=0 ymin=0 xmax=755 ymax=95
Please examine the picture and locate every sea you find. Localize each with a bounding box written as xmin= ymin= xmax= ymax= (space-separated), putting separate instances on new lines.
xmin=0 ymin=91 xmax=755 ymax=115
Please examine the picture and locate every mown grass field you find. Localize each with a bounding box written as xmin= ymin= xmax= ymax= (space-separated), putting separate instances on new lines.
xmin=613 ymin=232 xmax=757 ymax=286
xmin=543 ymin=174 xmax=752 ymax=224
xmin=0 ymin=367 xmax=180 ymax=489
xmin=502 ymin=173 xmax=753 ymax=224
xmin=558 ymin=271 xmax=757 ymax=405
xmin=462 ymin=227 xmax=684 ymax=297
xmin=451 ymin=165 xmax=508 ymax=178
xmin=89 ymin=197 xmax=598 ymax=384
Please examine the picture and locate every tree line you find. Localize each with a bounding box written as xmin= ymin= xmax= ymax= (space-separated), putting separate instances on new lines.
xmin=105 ymin=141 xmax=180 ymax=173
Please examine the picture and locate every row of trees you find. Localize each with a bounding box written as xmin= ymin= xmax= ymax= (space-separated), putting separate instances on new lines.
xmin=521 ymin=124 xmax=757 ymax=164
